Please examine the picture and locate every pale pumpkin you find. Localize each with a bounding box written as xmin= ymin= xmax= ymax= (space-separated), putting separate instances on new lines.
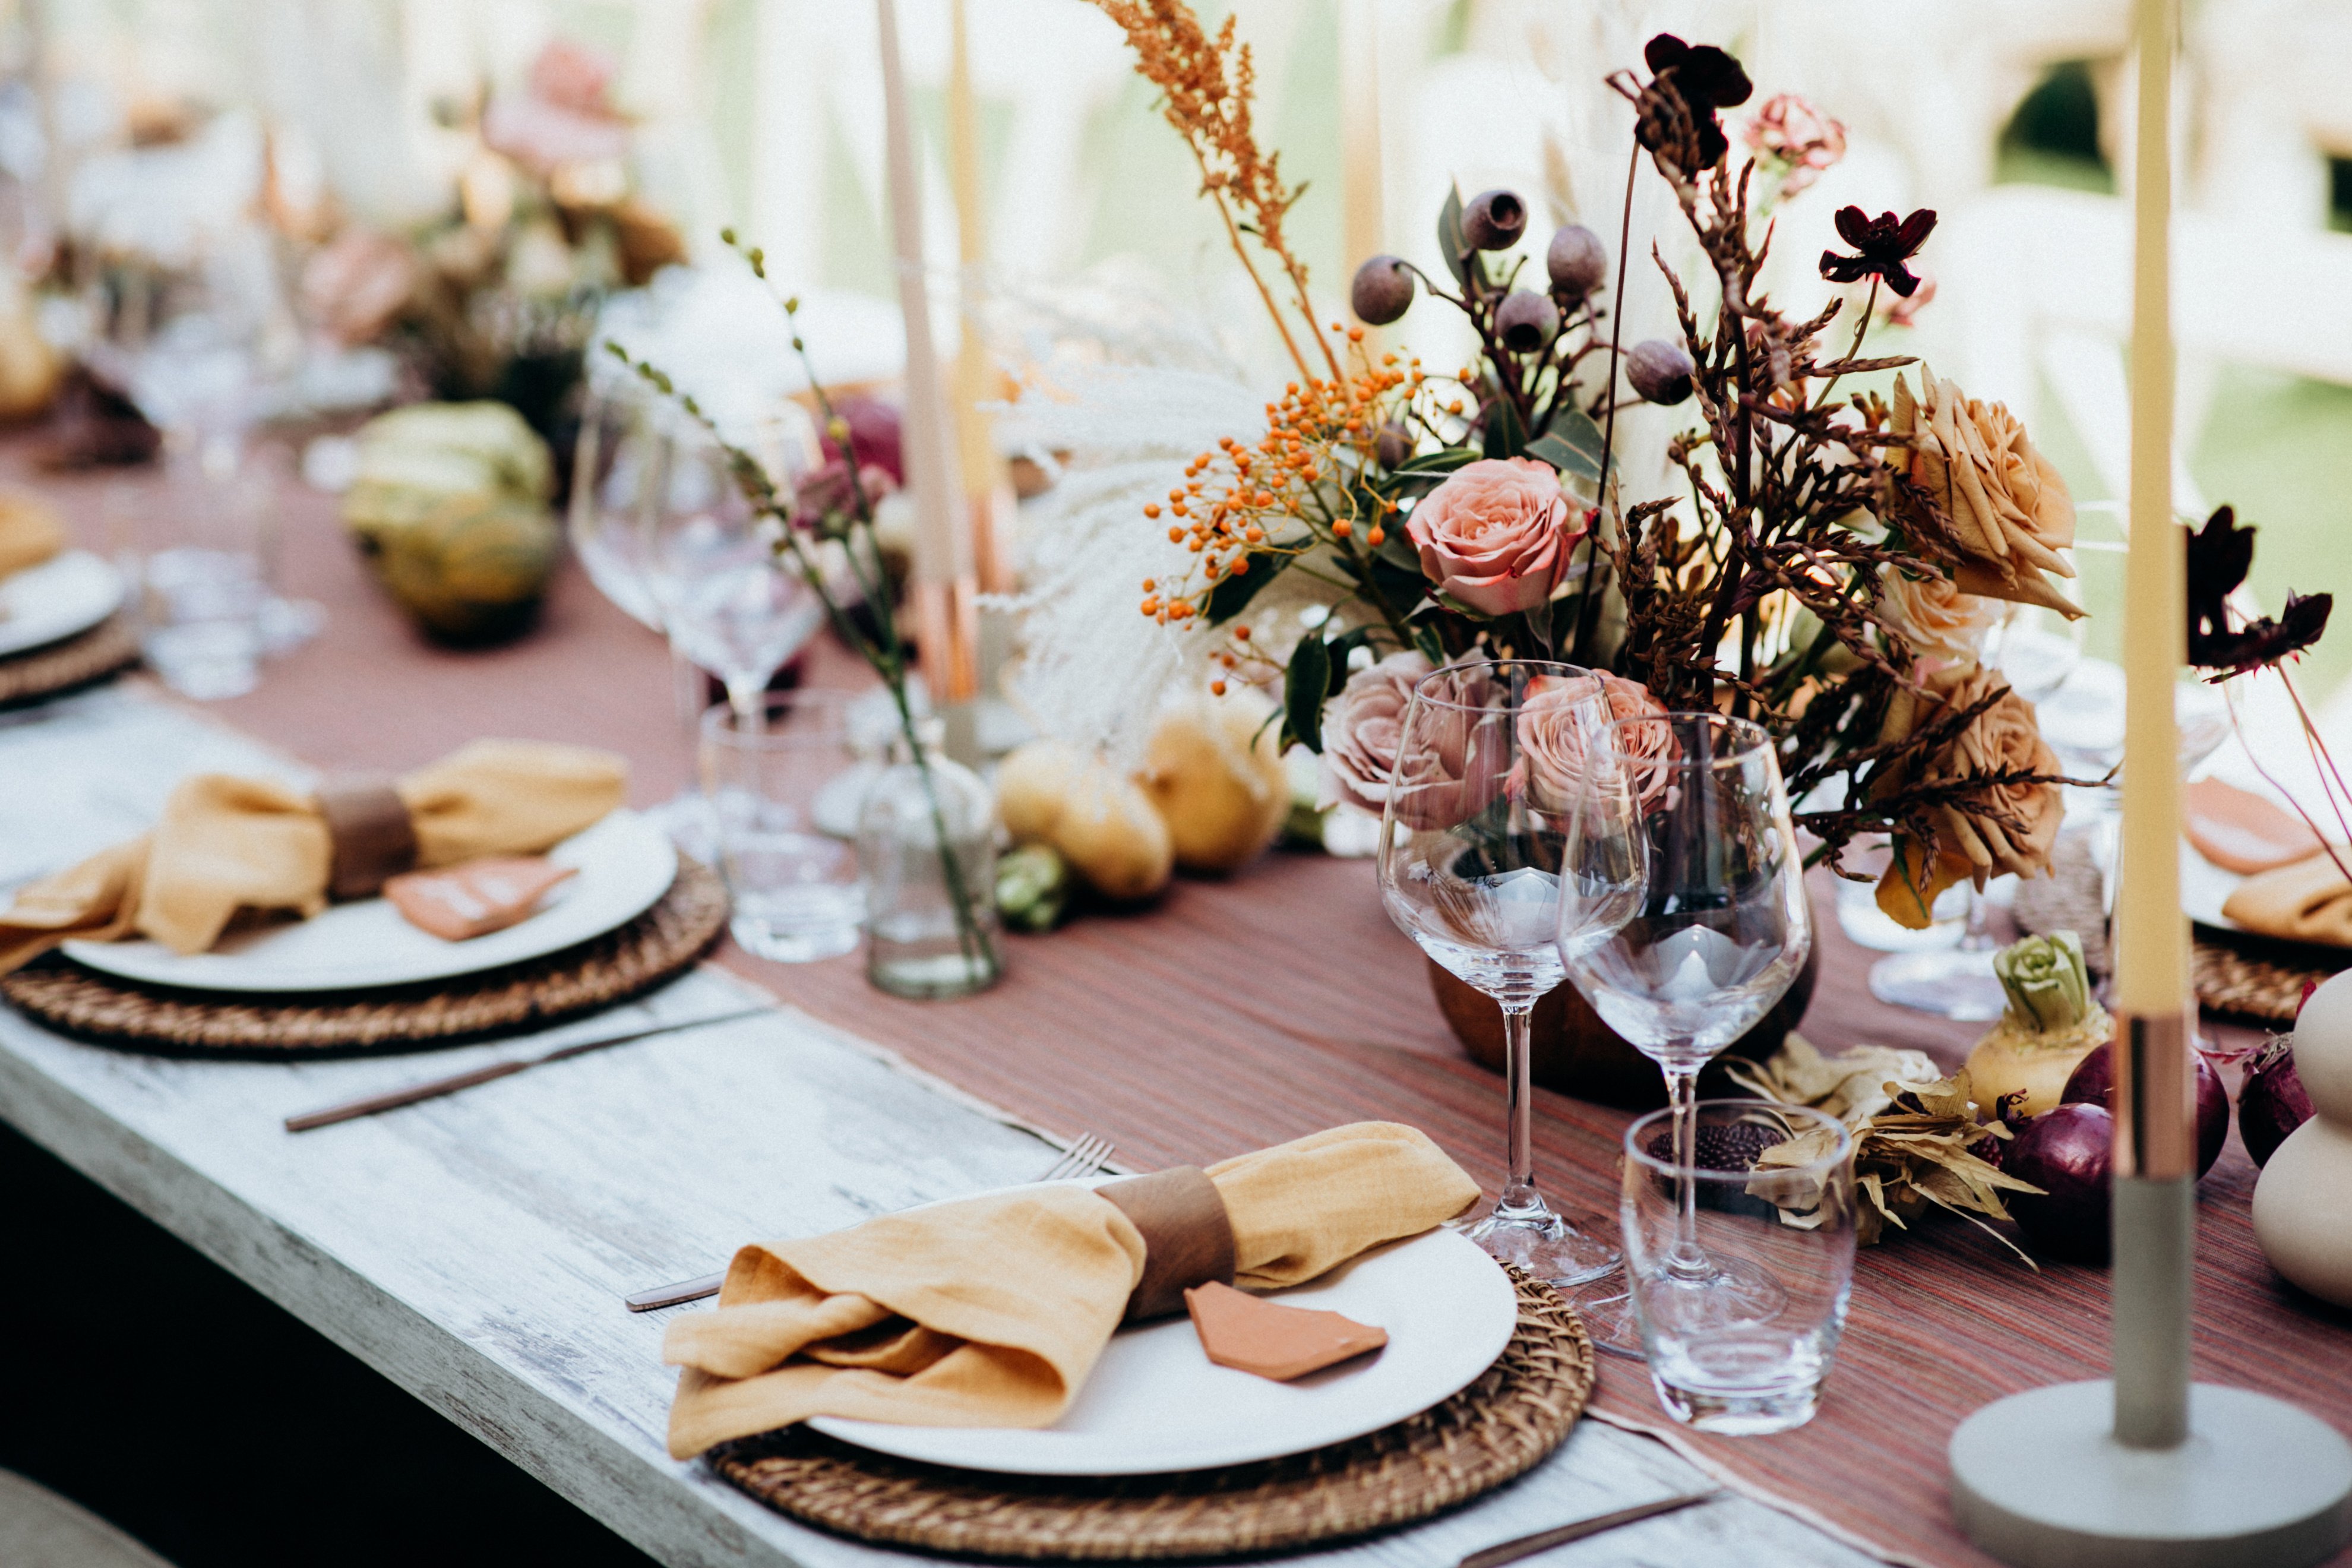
xmin=995 ymin=740 xmax=1172 ymax=902
xmin=1138 ymin=688 xmax=1289 ymax=874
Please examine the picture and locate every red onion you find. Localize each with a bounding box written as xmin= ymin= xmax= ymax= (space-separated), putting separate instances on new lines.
xmin=2060 ymin=1042 xmax=2228 ymax=1178
xmin=2005 ymin=1103 xmax=2114 ymax=1262
xmin=2239 ymin=1038 xmax=2313 ymax=1168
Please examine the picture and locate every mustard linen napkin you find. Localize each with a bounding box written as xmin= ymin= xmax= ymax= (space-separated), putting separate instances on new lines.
xmin=662 ymin=1121 xmax=1481 ymax=1458
xmin=0 ymin=739 xmax=628 ymax=971
xmin=2224 ymin=851 xmax=2352 ymax=948
xmin=0 ymin=492 xmax=63 ymax=581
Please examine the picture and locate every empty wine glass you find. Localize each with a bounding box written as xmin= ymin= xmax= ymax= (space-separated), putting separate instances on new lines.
xmin=1376 ymin=659 xmax=1630 ymax=1286
xmin=1558 ymin=712 xmax=1813 ymax=1349
xmin=643 ymin=413 xmax=826 ymax=726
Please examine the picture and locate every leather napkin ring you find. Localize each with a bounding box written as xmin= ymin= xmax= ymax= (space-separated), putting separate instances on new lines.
xmin=317 ymin=777 xmax=420 ymax=901
xmin=1100 ymin=1166 xmax=1236 ymax=1323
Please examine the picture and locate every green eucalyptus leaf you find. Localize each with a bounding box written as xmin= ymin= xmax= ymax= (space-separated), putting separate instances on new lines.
xmin=1206 ymin=551 xmax=1286 ymax=623
xmin=1482 ymin=396 xmax=1526 ymax=460
xmin=1412 ymin=623 xmax=1446 ymax=666
xmin=1526 ymin=406 xmax=1608 ymax=481
xmin=1390 ymin=448 xmax=1478 ymax=476
xmin=1285 ymin=634 xmax=1332 ymax=751
xmin=1436 ymin=185 xmax=1471 ymax=292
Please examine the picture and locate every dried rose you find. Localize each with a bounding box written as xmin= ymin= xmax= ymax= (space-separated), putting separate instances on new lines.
xmin=1316 ymin=649 xmax=1433 ymax=817
xmin=1875 ymin=662 xmax=2065 ymax=922
xmin=1405 ymin=457 xmax=1585 ymax=618
xmin=1744 ymin=93 xmax=1847 ymax=198
xmin=1892 ymin=370 xmax=2081 ymax=617
xmin=1876 ymin=564 xmax=1999 ymax=668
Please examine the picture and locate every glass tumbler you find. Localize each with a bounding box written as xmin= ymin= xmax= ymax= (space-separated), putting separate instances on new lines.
xmin=1620 ymin=1101 xmax=1856 ymax=1434
xmin=699 ymin=694 xmax=864 ymax=962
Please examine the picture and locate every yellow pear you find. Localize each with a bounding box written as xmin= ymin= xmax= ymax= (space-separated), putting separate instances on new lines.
xmin=1139 ymin=687 xmax=1289 ymax=875
xmin=995 ymin=740 xmax=1172 ymax=901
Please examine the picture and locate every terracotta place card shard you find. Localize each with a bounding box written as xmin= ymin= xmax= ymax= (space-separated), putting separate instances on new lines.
xmin=383 ymin=856 xmax=576 ymax=941
xmin=2185 ymin=777 xmax=2326 ymax=876
xmin=1184 ymin=1280 xmax=1387 ymax=1382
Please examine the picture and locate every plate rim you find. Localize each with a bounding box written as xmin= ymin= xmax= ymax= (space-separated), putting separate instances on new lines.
xmin=804 ymin=1225 xmax=1518 ymax=1477
xmin=0 ymin=551 xmax=123 ymax=658
xmin=58 ymin=808 xmax=675 ymax=993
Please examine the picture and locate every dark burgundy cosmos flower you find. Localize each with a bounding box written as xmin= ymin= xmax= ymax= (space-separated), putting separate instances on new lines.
xmin=1637 ymin=34 xmax=1753 ymax=170
xmin=2186 ymin=505 xmax=2334 ymax=676
xmin=1819 ymin=206 xmax=1938 ymax=296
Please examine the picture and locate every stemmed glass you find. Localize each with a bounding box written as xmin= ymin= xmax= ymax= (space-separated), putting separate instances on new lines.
xmin=1375 ymin=659 xmax=1632 ymax=1286
xmin=1558 ymin=712 xmax=1812 ymax=1348
xmin=641 ymin=413 xmax=827 ymax=728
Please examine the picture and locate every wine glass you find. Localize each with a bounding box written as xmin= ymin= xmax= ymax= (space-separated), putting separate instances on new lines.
xmin=1375 ymin=659 xmax=1632 ymax=1286
xmin=1558 ymin=712 xmax=1813 ymax=1346
xmin=641 ymin=413 xmax=826 ymax=728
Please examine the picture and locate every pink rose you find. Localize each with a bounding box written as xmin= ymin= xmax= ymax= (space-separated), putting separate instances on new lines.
xmin=1405 ymin=457 xmax=1584 ymax=618
xmin=1349 ymin=656 xmax=1513 ymax=832
xmin=1317 ymin=649 xmax=1433 ymax=817
xmin=1513 ymin=671 xmax=1667 ymax=813
xmin=1744 ymin=93 xmax=1847 ymax=200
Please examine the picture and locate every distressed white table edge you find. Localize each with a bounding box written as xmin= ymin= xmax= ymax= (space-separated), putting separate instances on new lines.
xmin=0 ymin=690 xmax=1888 ymax=1568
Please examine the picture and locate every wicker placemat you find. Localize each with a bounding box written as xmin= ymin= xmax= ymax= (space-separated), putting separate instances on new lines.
xmin=709 ymin=1267 xmax=1593 ymax=1561
xmin=2193 ymin=938 xmax=2347 ymax=1026
xmin=0 ymin=614 xmax=138 ymax=709
xmin=0 ymin=855 xmax=728 ymax=1055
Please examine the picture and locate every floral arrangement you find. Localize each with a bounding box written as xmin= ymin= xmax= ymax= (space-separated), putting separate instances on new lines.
xmin=301 ymin=40 xmax=684 ymax=442
xmin=1082 ymin=8 xmax=2090 ymax=908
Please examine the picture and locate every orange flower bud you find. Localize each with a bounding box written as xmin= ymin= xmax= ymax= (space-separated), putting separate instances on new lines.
xmin=1332 ymin=519 xmax=1354 ymax=538
xmin=1234 ymin=625 xmax=1251 ymax=640
xmin=1210 ymin=679 xmax=1228 ymax=696
xmin=1168 ymin=526 xmax=1185 ymax=542
xmin=1367 ymin=526 xmax=1386 ymax=546
xmin=1145 ymin=502 xmax=1162 ymax=519
xmin=1229 ymin=556 xmax=1250 ymax=576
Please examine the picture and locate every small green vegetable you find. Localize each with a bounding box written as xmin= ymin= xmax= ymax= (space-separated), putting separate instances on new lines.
xmin=1994 ymin=930 xmax=2093 ymax=1033
xmin=995 ymin=842 xmax=1073 ymax=932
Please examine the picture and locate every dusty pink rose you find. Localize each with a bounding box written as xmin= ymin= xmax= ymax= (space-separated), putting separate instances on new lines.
xmin=1513 ymin=671 xmax=1667 ymax=813
xmin=300 ymin=229 xmax=416 ymax=346
xmin=1317 ymin=649 xmax=1433 ymax=816
xmin=483 ymin=42 xmax=628 ymax=176
xmin=1405 ymin=457 xmax=1584 ymax=618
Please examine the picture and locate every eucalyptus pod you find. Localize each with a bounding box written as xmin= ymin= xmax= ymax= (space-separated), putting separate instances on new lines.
xmin=1625 ymin=340 xmax=1697 ymax=404
xmin=1461 ymin=189 xmax=1526 ymax=251
xmin=1350 ymin=255 xmax=1415 ymax=325
xmin=1546 ymin=223 xmax=1608 ymax=302
xmin=1494 ymin=291 xmax=1560 ymax=353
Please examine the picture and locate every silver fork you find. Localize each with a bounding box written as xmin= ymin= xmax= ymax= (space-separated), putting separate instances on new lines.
xmin=622 ymin=1133 xmax=1117 ymax=1313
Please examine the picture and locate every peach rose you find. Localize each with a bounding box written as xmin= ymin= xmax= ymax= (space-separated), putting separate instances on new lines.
xmin=1357 ymin=657 xmax=1513 ymax=832
xmin=1405 ymin=457 xmax=1585 ymax=618
xmin=1513 ymin=671 xmax=1670 ymax=814
xmin=1873 ymin=661 xmax=2064 ymax=925
xmin=1876 ymin=564 xmax=1998 ymax=668
xmin=1893 ymin=371 xmax=2081 ymax=618
xmin=1317 ymin=649 xmax=1434 ymax=817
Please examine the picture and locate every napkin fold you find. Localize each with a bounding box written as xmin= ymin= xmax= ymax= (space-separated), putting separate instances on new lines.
xmin=0 ymin=739 xmax=627 ymax=972
xmin=0 ymin=491 xmax=63 ymax=581
xmin=661 ymin=1121 xmax=1481 ymax=1458
xmin=2224 ymin=851 xmax=2352 ymax=948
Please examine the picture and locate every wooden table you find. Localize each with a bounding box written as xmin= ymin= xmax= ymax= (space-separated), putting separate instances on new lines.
xmin=0 ymin=450 xmax=2266 ymax=1567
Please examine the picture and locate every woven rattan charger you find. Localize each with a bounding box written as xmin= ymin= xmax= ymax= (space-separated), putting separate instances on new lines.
xmin=0 ymin=854 xmax=728 ymax=1055
xmin=711 ymin=1267 xmax=1594 ymax=1561
xmin=0 ymin=614 xmax=138 ymax=709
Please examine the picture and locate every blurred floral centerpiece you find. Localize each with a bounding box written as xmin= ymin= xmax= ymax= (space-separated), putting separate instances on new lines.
xmin=303 ymin=40 xmax=684 ymax=447
xmin=1074 ymin=7 xmax=2086 ymax=930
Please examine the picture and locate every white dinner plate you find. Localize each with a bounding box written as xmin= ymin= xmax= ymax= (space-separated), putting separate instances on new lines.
xmin=807 ymin=1225 xmax=1518 ymax=1477
xmin=57 ymin=809 xmax=675 ymax=993
xmin=0 ymin=551 xmax=124 ymax=657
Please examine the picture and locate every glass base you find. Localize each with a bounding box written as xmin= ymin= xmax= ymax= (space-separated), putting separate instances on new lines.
xmin=1870 ymin=947 xmax=2007 ymax=1021
xmin=1649 ymin=1355 xmax=1824 ymax=1434
xmin=730 ymin=912 xmax=861 ymax=964
xmin=1462 ymin=1199 xmax=1621 ymax=1288
xmin=1569 ymin=1252 xmax=1791 ymax=1362
xmin=868 ymin=948 xmax=1002 ymax=1000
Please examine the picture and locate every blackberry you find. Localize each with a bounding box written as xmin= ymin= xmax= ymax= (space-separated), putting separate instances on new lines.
xmin=1644 ymin=1120 xmax=1784 ymax=1171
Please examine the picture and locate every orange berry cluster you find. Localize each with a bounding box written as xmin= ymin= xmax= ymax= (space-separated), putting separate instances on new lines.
xmin=1139 ymin=347 xmax=1428 ymax=625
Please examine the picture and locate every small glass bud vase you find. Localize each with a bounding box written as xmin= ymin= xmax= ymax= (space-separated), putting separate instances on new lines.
xmin=858 ymin=722 xmax=1003 ymax=999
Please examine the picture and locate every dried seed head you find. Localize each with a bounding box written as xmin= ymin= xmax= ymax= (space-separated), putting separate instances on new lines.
xmin=1373 ymin=421 xmax=1412 ymax=469
xmin=1462 ymin=189 xmax=1526 ymax=251
xmin=1546 ymin=224 xmax=1608 ymax=301
xmin=1495 ymin=290 xmax=1560 ymax=353
xmin=1350 ymin=255 xmax=1415 ymax=325
xmin=1626 ymin=339 xmax=1697 ymax=405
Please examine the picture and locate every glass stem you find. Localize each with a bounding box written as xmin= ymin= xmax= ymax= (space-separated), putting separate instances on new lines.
xmin=1497 ymin=1000 xmax=1539 ymax=1215
xmin=1666 ymin=1061 xmax=1706 ymax=1275
xmin=726 ymin=676 xmax=763 ymax=729
xmin=1959 ymin=883 xmax=1993 ymax=953
xmin=670 ymin=644 xmax=703 ymax=730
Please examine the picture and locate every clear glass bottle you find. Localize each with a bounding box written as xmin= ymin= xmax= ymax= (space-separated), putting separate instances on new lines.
xmin=858 ymin=721 xmax=1003 ymax=998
